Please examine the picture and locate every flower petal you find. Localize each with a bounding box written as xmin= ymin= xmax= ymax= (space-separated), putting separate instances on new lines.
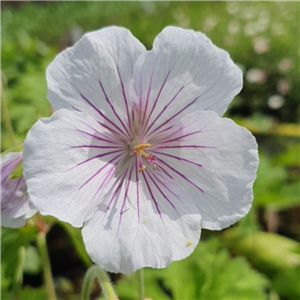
xmin=1 ymin=213 xmax=25 ymax=228
xmin=82 ymin=160 xmax=201 ymax=274
xmin=47 ymin=26 xmax=146 ymax=136
xmin=151 ymin=110 xmax=258 ymax=230
xmin=1 ymin=152 xmax=36 ymax=228
xmin=23 ymin=109 xmax=127 ymax=227
xmin=130 ymin=26 xmax=242 ymax=137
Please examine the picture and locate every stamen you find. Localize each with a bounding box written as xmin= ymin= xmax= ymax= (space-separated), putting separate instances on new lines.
xmin=134 ymin=143 xmax=151 ymax=151
xmin=138 ymin=165 xmax=146 ymax=172
xmin=132 ymin=143 xmax=158 ymax=173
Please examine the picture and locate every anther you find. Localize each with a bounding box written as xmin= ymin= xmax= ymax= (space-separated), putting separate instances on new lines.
xmin=134 ymin=144 xmax=151 ymax=151
xmin=138 ymin=165 xmax=146 ymax=172
xmin=132 ymin=143 xmax=157 ymax=173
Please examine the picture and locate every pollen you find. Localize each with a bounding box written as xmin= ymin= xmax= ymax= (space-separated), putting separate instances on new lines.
xmin=134 ymin=143 xmax=151 ymax=159
xmin=187 ymin=240 xmax=193 ymax=246
xmin=131 ymin=143 xmax=158 ymax=173
xmin=138 ymin=165 xmax=146 ymax=172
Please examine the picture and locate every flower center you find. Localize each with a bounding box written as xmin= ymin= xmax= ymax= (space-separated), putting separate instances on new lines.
xmin=130 ymin=143 xmax=157 ymax=172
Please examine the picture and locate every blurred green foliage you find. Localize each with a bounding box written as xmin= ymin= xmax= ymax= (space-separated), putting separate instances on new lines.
xmin=1 ymin=1 xmax=299 ymax=300
xmin=254 ymin=147 xmax=300 ymax=210
xmin=118 ymin=238 xmax=269 ymax=300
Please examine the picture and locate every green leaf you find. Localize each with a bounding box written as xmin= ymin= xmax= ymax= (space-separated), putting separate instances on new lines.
xmin=117 ymin=270 xmax=171 ymax=300
xmin=20 ymin=286 xmax=47 ymax=300
xmin=1 ymin=263 xmax=11 ymax=290
xmin=1 ymin=141 xmax=23 ymax=157
xmin=23 ymin=245 xmax=41 ymax=275
xmin=253 ymin=152 xmax=300 ymax=210
xmin=222 ymin=228 xmax=300 ymax=275
xmin=272 ymin=267 xmax=300 ymax=299
xmin=116 ymin=238 xmax=269 ymax=300
xmin=161 ymin=238 xmax=269 ymax=300
xmin=1 ymin=226 xmax=38 ymax=285
xmin=9 ymin=160 xmax=23 ymax=179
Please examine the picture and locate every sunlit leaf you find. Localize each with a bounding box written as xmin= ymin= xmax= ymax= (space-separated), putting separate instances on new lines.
xmin=23 ymin=245 xmax=41 ymax=275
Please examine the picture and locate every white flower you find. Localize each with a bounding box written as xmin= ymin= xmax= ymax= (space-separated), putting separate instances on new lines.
xmin=23 ymin=26 xmax=258 ymax=274
xmin=1 ymin=152 xmax=37 ymax=228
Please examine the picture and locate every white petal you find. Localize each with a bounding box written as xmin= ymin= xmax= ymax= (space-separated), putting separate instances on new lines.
xmin=25 ymin=199 xmax=38 ymax=219
xmin=82 ymin=160 xmax=201 ymax=274
xmin=47 ymin=26 xmax=146 ymax=136
xmin=130 ymin=26 xmax=242 ymax=136
xmin=1 ymin=212 xmax=25 ymax=228
xmin=151 ymin=110 xmax=258 ymax=230
xmin=23 ymin=109 xmax=128 ymax=227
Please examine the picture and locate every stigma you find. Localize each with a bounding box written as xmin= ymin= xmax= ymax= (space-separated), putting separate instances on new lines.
xmin=131 ymin=143 xmax=157 ymax=172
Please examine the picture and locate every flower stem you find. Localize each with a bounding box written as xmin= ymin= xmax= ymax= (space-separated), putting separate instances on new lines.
xmin=81 ymin=265 xmax=117 ymax=300
xmin=138 ymin=268 xmax=145 ymax=300
xmin=1 ymin=78 xmax=16 ymax=146
xmin=36 ymin=231 xmax=57 ymax=300
xmin=12 ymin=246 xmax=25 ymax=299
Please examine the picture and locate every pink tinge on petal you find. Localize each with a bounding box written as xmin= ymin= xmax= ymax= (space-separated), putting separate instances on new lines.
xmin=1 ymin=152 xmax=37 ymax=228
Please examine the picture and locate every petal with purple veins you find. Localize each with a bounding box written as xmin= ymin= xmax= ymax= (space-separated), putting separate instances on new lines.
xmin=23 ymin=109 xmax=129 ymax=227
xmin=1 ymin=152 xmax=37 ymax=228
xmin=151 ymin=110 xmax=258 ymax=230
xmin=47 ymin=27 xmax=146 ymax=132
xmin=130 ymin=26 xmax=242 ymax=138
xmin=82 ymin=159 xmax=201 ymax=274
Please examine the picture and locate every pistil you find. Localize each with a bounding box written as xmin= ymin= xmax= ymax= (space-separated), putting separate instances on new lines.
xmin=131 ymin=143 xmax=157 ymax=172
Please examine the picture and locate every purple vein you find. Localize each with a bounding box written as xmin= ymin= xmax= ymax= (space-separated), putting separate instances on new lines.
xmin=76 ymin=130 xmax=118 ymax=144
xmin=145 ymin=169 xmax=178 ymax=213
xmin=71 ymin=145 xmax=123 ymax=150
xmin=135 ymin=159 xmax=140 ymax=223
xmin=77 ymin=154 xmax=122 ymax=190
xmin=158 ymin=159 xmax=204 ymax=193
xmin=159 ymin=130 xmax=202 ymax=145
xmin=141 ymin=171 xmax=164 ymax=223
xmin=158 ymin=145 xmax=214 ymax=149
xmin=147 ymin=125 xmax=175 ymax=141
xmin=152 ymin=151 xmax=203 ymax=168
xmin=96 ymin=121 xmax=126 ymax=140
xmin=2 ymin=177 xmax=22 ymax=205
xmin=76 ymin=119 xmax=123 ymax=145
xmin=148 ymin=94 xmax=201 ymax=136
xmin=142 ymin=70 xmax=171 ymax=135
xmin=104 ymin=168 xmax=129 ymax=214
xmin=116 ymin=67 xmax=131 ymax=128
xmin=1 ymin=158 xmax=21 ymax=176
xmin=80 ymin=92 xmax=126 ymax=136
xmin=141 ymin=72 xmax=154 ymax=129
xmin=91 ymin=164 xmax=117 ymax=202
xmin=99 ymin=81 xmax=130 ymax=137
xmin=148 ymin=170 xmax=180 ymax=200
xmin=144 ymin=85 xmax=185 ymax=136
xmin=149 ymin=76 xmax=228 ymax=136
xmin=71 ymin=150 xmax=123 ymax=171
xmin=150 ymin=127 xmax=198 ymax=147
xmin=116 ymin=164 xmax=133 ymax=236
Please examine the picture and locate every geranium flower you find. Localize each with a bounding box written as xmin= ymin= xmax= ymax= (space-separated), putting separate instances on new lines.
xmin=1 ymin=152 xmax=37 ymax=228
xmin=23 ymin=26 xmax=258 ymax=274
